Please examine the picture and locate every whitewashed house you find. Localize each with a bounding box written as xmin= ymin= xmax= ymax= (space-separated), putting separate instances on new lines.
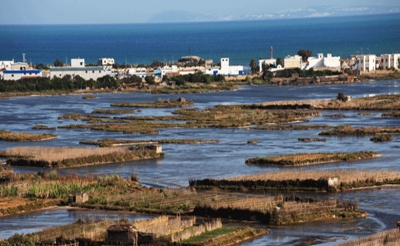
xmin=205 ymin=58 xmax=244 ymax=76
xmin=50 ymin=58 xmax=107 ymax=80
xmin=3 ymin=69 xmax=42 ymax=80
xmin=259 ymin=58 xmax=277 ymax=72
xmin=380 ymin=54 xmax=400 ymax=70
xmin=305 ymin=53 xmax=340 ymax=71
xmin=355 ymin=54 xmax=377 ymax=72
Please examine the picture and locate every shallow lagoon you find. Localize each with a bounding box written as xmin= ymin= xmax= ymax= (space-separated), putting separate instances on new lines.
xmin=1 ymin=81 xmax=400 ymax=244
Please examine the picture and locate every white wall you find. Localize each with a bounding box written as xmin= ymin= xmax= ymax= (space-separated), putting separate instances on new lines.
xmin=3 ymin=70 xmax=42 ymax=81
xmin=259 ymin=59 xmax=276 ymax=72
xmin=0 ymin=60 xmax=14 ymax=70
xmin=71 ymin=58 xmax=85 ymax=68
xmin=50 ymin=68 xmax=106 ymax=80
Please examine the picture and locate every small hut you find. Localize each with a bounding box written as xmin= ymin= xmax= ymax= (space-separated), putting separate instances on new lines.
xmin=106 ymin=224 xmax=138 ymax=246
xmin=68 ymin=192 xmax=89 ymax=205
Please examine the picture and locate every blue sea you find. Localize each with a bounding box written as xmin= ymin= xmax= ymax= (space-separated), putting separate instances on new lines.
xmin=1 ymin=14 xmax=399 ymax=66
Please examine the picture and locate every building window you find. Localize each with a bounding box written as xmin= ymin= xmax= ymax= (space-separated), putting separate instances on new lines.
xmin=80 ymin=62 xmax=83 ymax=66
xmin=60 ymin=74 xmax=62 ymax=76
xmin=11 ymin=74 xmax=14 ymax=77
xmin=86 ymin=71 xmax=88 ymax=73
xmin=99 ymin=71 xmax=101 ymax=73
xmin=92 ymin=71 xmax=94 ymax=73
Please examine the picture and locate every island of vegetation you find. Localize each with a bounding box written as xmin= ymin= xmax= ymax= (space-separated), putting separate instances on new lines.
xmin=370 ymin=134 xmax=393 ymax=142
xmin=80 ymin=138 xmax=221 ymax=147
xmin=0 ymin=129 xmax=58 ymax=142
xmin=111 ymin=97 xmax=194 ymax=108
xmin=245 ymin=151 xmax=378 ymax=166
xmin=298 ymin=138 xmax=326 ymax=142
xmin=91 ymin=109 xmax=137 ymax=114
xmin=190 ymin=169 xmax=400 ymax=192
xmin=319 ymin=125 xmax=400 ymax=136
xmin=3 ymin=145 xmax=164 ymax=168
xmin=82 ymin=95 xmax=97 ymax=100
xmin=57 ymin=104 xmax=321 ymax=135
xmin=31 ymin=125 xmax=57 ymax=130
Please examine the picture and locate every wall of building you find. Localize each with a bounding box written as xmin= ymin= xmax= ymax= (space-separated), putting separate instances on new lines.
xmin=3 ymin=70 xmax=42 ymax=80
xmin=71 ymin=58 xmax=85 ymax=68
xmin=259 ymin=59 xmax=277 ymax=72
xmin=284 ymin=55 xmax=302 ymax=69
xmin=50 ymin=67 xmax=106 ymax=80
xmin=0 ymin=60 xmax=14 ymax=70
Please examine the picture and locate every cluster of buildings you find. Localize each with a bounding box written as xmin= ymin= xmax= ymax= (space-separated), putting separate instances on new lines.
xmin=1 ymin=50 xmax=399 ymax=82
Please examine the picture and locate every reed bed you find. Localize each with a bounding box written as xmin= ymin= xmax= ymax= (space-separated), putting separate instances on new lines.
xmin=5 ymin=146 xmax=122 ymax=162
xmin=111 ymin=98 xmax=194 ymax=108
xmin=228 ymin=169 xmax=400 ymax=184
xmin=31 ymin=125 xmax=57 ymax=130
xmin=80 ymin=138 xmax=220 ymax=147
xmin=4 ymin=146 xmax=164 ymax=168
xmin=245 ymin=151 xmax=378 ymax=166
xmin=320 ymin=125 xmax=400 ymax=136
xmin=336 ymin=228 xmax=400 ymax=246
xmin=370 ymin=134 xmax=393 ymax=142
xmin=91 ymin=109 xmax=137 ymax=114
xmin=261 ymin=94 xmax=400 ymax=110
xmin=298 ymin=138 xmax=326 ymax=142
xmin=82 ymin=95 xmax=97 ymax=100
xmin=0 ymin=129 xmax=58 ymax=142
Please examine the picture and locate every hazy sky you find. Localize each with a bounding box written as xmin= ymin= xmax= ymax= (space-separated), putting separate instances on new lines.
xmin=1 ymin=0 xmax=399 ymax=25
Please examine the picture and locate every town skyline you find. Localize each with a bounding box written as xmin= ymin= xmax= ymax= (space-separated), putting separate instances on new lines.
xmin=1 ymin=0 xmax=399 ymax=25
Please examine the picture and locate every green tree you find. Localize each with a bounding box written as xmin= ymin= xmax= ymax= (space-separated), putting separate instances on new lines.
xmin=145 ymin=76 xmax=155 ymax=85
xmin=277 ymin=58 xmax=283 ymax=66
xmin=53 ymin=59 xmax=64 ymax=67
xmin=250 ymin=59 xmax=257 ymax=74
xmin=6 ymin=233 xmax=34 ymax=246
xmin=34 ymin=63 xmax=49 ymax=70
xmin=297 ymin=49 xmax=313 ymax=62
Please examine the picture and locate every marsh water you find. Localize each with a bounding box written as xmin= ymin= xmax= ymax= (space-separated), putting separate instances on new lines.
xmin=1 ymin=81 xmax=400 ymax=244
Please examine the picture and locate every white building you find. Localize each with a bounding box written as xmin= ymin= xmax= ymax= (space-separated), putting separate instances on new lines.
xmin=0 ymin=60 xmax=14 ymax=70
xmin=305 ymin=53 xmax=340 ymax=70
xmin=71 ymin=58 xmax=85 ymax=68
xmin=380 ymin=54 xmax=400 ymax=70
xmin=3 ymin=69 xmax=42 ymax=81
xmin=356 ymin=54 xmax=377 ymax=72
xmin=98 ymin=58 xmax=115 ymax=66
xmin=284 ymin=55 xmax=302 ymax=69
xmin=50 ymin=58 xmax=107 ymax=80
xmin=259 ymin=58 xmax=277 ymax=72
xmin=205 ymin=58 xmax=244 ymax=76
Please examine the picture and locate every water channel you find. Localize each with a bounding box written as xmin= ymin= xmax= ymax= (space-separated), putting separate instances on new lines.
xmin=1 ymin=80 xmax=400 ymax=244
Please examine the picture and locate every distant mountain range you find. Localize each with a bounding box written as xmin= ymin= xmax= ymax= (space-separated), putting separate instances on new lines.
xmin=147 ymin=5 xmax=399 ymax=23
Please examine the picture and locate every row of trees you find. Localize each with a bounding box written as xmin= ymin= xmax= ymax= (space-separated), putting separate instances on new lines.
xmin=165 ymin=72 xmax=225 ymax=86
xmin=0 ymin=75 xmax=119 ymax=93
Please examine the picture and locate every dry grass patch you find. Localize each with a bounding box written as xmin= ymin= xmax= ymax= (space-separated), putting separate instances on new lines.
xmin=245 ymin=151 xmax=378 ymax=166
xmin=0 ymin=129 xmax=57 ymax=142
xmin=5 ymin=146 xmax=164 ymax=168
xmin=336 ymin=228 xmax=400 ymax=246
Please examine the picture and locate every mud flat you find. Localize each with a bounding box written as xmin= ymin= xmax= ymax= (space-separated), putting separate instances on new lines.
xmin=190 ymin=169 xmax=400 ymax=192
xmin=245 ymin=151 xmax=378 ymax=166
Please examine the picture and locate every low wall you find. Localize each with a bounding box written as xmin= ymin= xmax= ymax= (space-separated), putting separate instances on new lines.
xmin=171 ymin=219 xmax=222 ymax=242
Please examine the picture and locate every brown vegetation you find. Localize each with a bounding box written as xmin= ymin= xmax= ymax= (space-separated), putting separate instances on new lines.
xmin=320 ymin=125 xmax=400 ymax=136
xmin=190 ymin=169 xmax=400 ymax=192
xmin=4 ymin=146 xmax=164 ymax=168
xmin=0 ymin=129 xmax=58 ymax=142
xmin=245 ymin=151 xmax=378 ymax=166
xmin=370 ymin=134 xmax=393 ymax=142
xmin=111 ymin=98 xmax=194 ymax=108
xmin=336 ymin=228 xmax=400 ymax=246
xmin=31 ymin=125 xmax=57 ymax=130
xmin=298 ymin=138 xmax=326 ymax=142
xmin=91 ymin=109 xmax=137 ymax=114
xmin=80 ymin=138 xmax=220 ymax=147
